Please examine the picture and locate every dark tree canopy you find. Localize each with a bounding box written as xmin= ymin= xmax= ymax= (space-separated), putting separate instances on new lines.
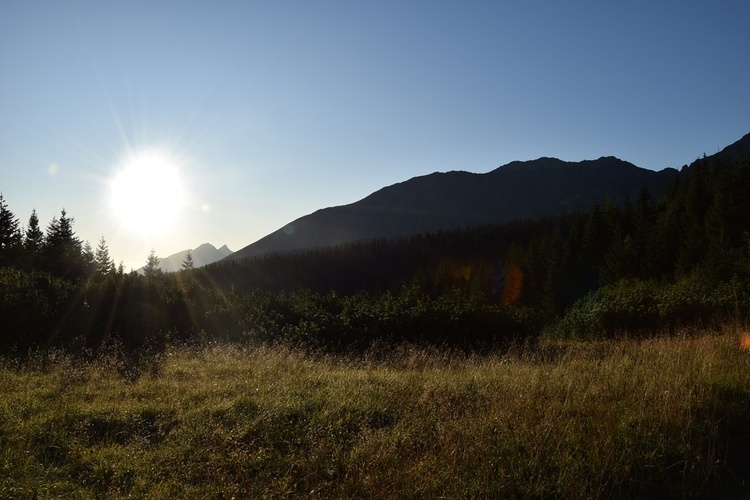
xmin=182 ymin=249 xmax=194 ymax=271
xmin=42 ymin=209 xmax=85 ymax=280
xmin=0 ymin=193 xmax=21 ymax=264
xmin=24 ymin=209 xmax=44 ymax=253
xmin=143 ymin=249 xmax=162 ymax=278
xmin=94 ymin=236 xmax=115 ymax=276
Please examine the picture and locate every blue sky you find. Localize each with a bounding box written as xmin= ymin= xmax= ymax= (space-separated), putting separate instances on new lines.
xmin=1 ymin=0 xmax=748 ymax=270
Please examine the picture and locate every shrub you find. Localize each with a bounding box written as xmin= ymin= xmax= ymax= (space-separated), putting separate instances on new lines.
xmin=555 ymin=275 xmax=750 ymax=338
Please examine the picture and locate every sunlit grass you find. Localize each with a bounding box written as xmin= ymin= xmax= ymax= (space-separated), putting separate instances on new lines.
xmin=1 ymin=330 xmax=749 ymax=497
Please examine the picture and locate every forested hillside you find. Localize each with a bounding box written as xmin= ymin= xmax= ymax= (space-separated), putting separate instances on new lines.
xmin=1 ymin=148 xmax=749 ymax=355
xmin=228 ymin=155 xmax=678 ymax=260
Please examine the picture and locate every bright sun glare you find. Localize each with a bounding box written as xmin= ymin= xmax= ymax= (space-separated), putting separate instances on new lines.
xmin=110 ymin=150 xmax=186 ymax=236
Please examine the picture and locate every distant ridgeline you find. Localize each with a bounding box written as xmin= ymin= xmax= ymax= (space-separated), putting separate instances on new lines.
xmin=1 ymin=132 xmax=749 ymax=353
xmin=137 ymin=243 xmax=233 ymax=274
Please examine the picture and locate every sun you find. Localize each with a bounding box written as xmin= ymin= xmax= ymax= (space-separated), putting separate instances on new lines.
xmin=110 ymin=149 xmax=186 ymax=236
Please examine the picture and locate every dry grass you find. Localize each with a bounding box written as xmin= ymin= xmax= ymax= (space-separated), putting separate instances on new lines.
xmin=1 ymin=329 xmax=749 ymax=498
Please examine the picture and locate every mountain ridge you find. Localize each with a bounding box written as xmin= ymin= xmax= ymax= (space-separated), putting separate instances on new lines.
xmin=139 ymin=243 xmax=233 ymax=273
xmin=226 ymin=133 xmax=749 ymax=262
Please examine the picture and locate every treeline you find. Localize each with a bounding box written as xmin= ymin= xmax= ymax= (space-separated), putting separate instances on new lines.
xmin=0 ymin=260 xmax=539 ymax=355
xmin=1 ymin=152 xmax=750 ymax=355
xmin=510 ymin=156 xmax=750 ymax=336
xmin=201 ymin=217 xmax=568 ymax=297
xmin=0 ymin=197 xmax=539 ymax=354
xmin=0 ymin=204 xmax=121 ymax=280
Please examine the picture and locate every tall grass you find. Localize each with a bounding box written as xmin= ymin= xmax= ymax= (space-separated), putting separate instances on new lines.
xmin=1 ymin=329 xmax=749 ymax=497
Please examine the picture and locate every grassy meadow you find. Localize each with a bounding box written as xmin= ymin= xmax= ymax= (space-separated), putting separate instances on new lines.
xmin=2 ymin=329 xmax=750 ymax=498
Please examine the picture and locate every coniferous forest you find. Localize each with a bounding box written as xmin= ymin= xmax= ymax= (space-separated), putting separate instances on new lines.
xmin=2 ymin=154 xmax=750 ymax=355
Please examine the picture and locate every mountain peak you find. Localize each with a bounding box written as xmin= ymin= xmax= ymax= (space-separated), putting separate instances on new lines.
xmin=137 ymin=243 xmax=232 ymax=273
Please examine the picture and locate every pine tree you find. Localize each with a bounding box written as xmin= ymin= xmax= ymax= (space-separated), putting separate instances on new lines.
xmin=82 ymin=241 xmax=95 ymax=271
xmin=582 ymin=203 xmax=608 ymax=269
xmin=24 ymin=209 xmax=44 ymax=253
xmin=676 ymin=164 xmax=710 ymax=276
xmin=602 ymin=197 xmax=620 ymax=235
xmin=0 ymin=193 xmax=22 ymax=265
xmin=632 ymin=186 xmax=658 ymax=276
xmin=143 ymin=249 xmax=162 ymax=278
xmin=181 ymin=249 xmax=195 ymax=271
xmin=43 ymin=209 xmax=84 ymax=280
xmin=620 ymin=194 xmax=634 ymax=236
xmin=600 ymin=229 xmax=636 ymax=285
xmin=94 ymin=237 xmax=115 ymax=276
xmin=117 ymin=261 xmax=125 ymax=277
xmin=45 ymin=210 xmax=80 ymax=252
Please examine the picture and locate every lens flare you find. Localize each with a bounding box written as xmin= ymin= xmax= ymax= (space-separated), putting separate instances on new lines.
xmin=740 ymin=333 xmax=750 ymax=351
xmin=446 ymin=263 xmax=472 ymax=281
xmin=501 ymin=264 xmax=523 ymax=307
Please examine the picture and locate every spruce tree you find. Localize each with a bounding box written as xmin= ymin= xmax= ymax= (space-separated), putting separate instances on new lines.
xmin=143 ymin=249 xmax=161 ymax=278
xmin=181 ymin=249 xmax=195 ymax=271
xmin=582 ymin=203 xmax=608 ymax=270
xmin=24 ymin=209 xmax=44 ymax=253
xmin=94 ymin=237 xmax=115 ymax=276
xmin=82 ymin=241 xmax=95 ymax=271
xmin=601 ymin=230 xmax=636 ymax=285
xmin=0 ymin=193 xmax=21 ymax=265
xmin=620 ymin=194 xmax=634 ymax=236
xmin=43 ymin=209 xmax=84 ymax=279
xmin=676 ymin=164 xmax=710 ymax=276
xmin=632 ymin=186 xmax=658 ymax=276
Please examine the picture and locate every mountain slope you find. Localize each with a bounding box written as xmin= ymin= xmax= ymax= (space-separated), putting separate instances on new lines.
xmin=227 ymin=157 xmax=676 ymax=261
xmin=682 ymin=131 xmax=750 ymax=172
xmin=227 ymin=133 xmax=749 ymax=262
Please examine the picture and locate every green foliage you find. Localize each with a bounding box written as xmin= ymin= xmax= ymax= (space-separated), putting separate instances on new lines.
xmin=555 ymin=275 xmax=750 ymax=339
xmin=0 ymin=267 xmax=76 ymax=351
xmin=202 ymin=284 xmax=541 ymax=351
xmin=555 ymin=280 xmax=661 ymax=338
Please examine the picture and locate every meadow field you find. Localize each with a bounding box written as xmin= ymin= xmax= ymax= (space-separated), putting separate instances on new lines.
xmin=2 ymin=328 xmax=749 ymax=498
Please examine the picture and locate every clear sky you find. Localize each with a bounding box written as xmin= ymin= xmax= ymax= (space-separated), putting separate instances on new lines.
xmin=1 ymin=0 xmax=748 ymax=271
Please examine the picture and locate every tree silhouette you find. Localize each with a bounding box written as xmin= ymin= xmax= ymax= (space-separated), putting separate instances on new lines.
xmin=43 ymin=209 xmax=84 ymax=279
xmin=94 ymin=236 xmax=115 ymax=276
xmin=24 ymin=209 xmax=44 ymax=253
xmin=0 ymin=193 xmax=21 ymax=265
xmin=182 ymin=249 xmax=195 ymax=271
xmin=144 ymin=249 xmax=162 ymax=278
xmin=82 ymin=241 xmax=95 ymax=272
